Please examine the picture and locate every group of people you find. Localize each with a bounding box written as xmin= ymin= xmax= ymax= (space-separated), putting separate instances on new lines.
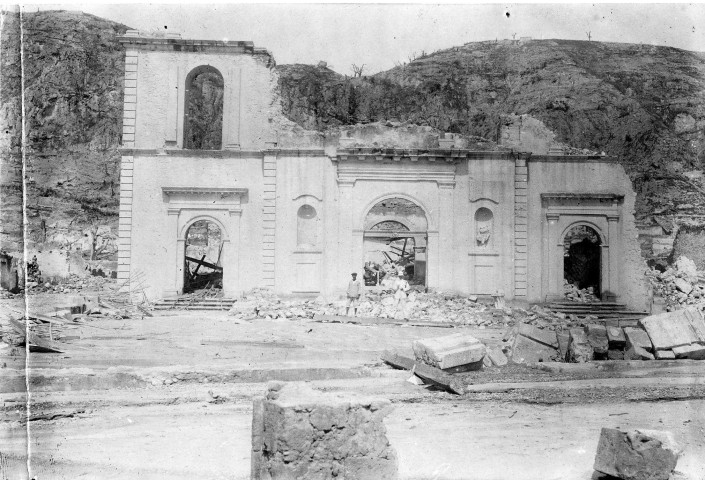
xmin=345 ymin=270 xmax=410 ymax=316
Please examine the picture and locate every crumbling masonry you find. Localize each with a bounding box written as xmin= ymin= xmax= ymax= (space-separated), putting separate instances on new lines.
xmin=116 ymin=32 xmax=649 ymax=309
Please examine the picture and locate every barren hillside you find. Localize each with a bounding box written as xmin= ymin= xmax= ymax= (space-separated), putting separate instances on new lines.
xmin=3 ymin=11 xmax=705 ymax=265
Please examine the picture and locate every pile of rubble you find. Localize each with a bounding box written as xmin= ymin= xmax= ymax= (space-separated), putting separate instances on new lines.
xmin=504 ymin=306 xmax=705 ymax=363
xmin=229 ymin=288 xmax=513 ymax=327
xmin=563 ymin=279 xmax=599 ymax=302
xmin=25 ymin=272 xmax=116 ymax=294
xmin=647 ymin=255 xmax=705 ymax=311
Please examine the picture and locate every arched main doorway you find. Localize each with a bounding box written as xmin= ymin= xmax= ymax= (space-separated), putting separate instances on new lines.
xmin=184 ymin=220 xmax=223 ymax=293
xmin=363 ymin=197 xmax=428 ymax=287
xmin=563 ymin=225 xmax=601 ymax=300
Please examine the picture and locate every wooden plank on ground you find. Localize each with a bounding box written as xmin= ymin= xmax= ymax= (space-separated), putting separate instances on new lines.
xmin=313 ymin=314 xmax=455 ymax=328
xmin=381 ymin=350 xmax=465 ymax=395
xmin=7 ymin=317 xmax=63 ymax=353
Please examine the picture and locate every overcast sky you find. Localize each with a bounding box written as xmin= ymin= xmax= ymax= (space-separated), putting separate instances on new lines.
xmin=29 ymin=3 xmax=705 ymax=74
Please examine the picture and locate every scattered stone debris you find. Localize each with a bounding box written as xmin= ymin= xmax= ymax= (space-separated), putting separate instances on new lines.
xmin=639 ymin=307 xmax=705 ymax=359
xmin=251 ymin=381 xmax=398 ymax=480
xmin=228 ymin=288 xmax=514 ymax=327
xmin=647 ymin=255 xmax=705 ymax=311
xmin=593 ymin=428 xmax=681 ymax=480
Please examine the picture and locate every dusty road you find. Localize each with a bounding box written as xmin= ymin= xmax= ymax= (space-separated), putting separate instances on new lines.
xmin=1 ymin=308 xmax=704 ymax=479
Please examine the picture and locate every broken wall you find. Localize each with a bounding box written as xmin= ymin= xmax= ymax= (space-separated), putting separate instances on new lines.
xmin=526 ymin=158 xmax=649 ymax=310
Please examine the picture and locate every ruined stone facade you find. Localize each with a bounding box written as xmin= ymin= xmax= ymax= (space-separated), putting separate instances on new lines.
xmin=117 ymin=33 xmax=649 ymax=309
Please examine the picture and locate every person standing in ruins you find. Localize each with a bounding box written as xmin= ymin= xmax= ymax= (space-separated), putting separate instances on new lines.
xmin=346 ymin=272 xmax=363 ymax=316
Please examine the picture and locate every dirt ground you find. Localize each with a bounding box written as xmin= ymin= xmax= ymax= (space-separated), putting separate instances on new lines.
xmin=1 ymin=300 xmax=705 ymax=479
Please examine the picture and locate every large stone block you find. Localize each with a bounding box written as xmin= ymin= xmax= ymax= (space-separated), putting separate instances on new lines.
xmin=413 ymin=333 xmax=486 ymax=370
xmin=672 ymin=343 xmax=705 ymax=360
xmin=252 ymin=382 xmax=398 ymax=480
xmin=517 ymin=323 xmax=558 ymax=348
xmin=510 ymin=334 xmax=558 ymax=363
xmin=607 ymin=326 xmax=627 ymax=350
xmin=593 ymin=428 xmax=680 ymax=480
xmin=567 ymin=328 xmax=594 ymax=363
xmin=586 ymin=324 xmax=609 ymax=357
xmin=639 ymin=308 xmax=705 ymax=351
xmin=624 ymin=327 xmax=654 ymax=353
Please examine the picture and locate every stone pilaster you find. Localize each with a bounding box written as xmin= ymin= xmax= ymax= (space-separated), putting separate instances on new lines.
xmin=514 ymin=157 xmax=529 ymax=297
xmin=262 ymin=152 xmax=277 ymax=288
xmin=117 ymin=47 xmax=138 ymax=290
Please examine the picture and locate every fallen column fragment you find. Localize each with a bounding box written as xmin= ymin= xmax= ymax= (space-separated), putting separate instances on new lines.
xmin=412 ymin=332 xmax=486 ymax=371
xmin=567 ymin=328 xmax=593 ymax=363
xmin=593 ymin=427 xmax=681 ymax=480
xmin=252 ymin=381 xmax=398 ymax=480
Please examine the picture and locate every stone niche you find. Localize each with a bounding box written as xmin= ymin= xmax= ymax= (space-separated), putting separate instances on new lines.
xmin=251 ymin=381 xmax=398 ymax=480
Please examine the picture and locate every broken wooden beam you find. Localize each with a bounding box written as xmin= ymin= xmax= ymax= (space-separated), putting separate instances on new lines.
xmin=185 ymin=255 xmax=223 ymax=272
xmin=381 ymin=350 xmax=465 ymax=395
xmin=7 ymin=316 xmax=63 ymax=353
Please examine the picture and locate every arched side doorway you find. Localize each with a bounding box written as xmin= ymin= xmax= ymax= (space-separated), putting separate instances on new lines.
xmin=362 ymin=197 xmax=428 ymax=288
xmin=183 ymin=220 xmax=224 ymax=293
xmin=563 ymin=224 xmax=601 ymax=300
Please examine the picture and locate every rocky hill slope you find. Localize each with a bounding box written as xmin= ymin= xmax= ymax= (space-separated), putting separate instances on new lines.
xmin=2 ymin=10 xmax=128 ymax=258
xmin=3 ymin=11 xmax=705 ymax=267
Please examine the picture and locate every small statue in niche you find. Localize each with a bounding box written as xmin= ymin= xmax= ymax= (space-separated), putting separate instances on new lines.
xmin=476 ymin=224 xmax=491 ymax=247
xmin=474 ymin=207 xmax=494 ymax=248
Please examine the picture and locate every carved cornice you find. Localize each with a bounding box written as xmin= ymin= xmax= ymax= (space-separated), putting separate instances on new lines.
xmin=162 ymin=187 xmax=248 ymax=198
xmin=541 ymin=193 xmax=624 ymax=202
xmin=336 ymin=161 xmax=457 ymax=187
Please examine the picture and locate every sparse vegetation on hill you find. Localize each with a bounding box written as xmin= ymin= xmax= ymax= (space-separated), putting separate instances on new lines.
xmin=3 ymin=11 xmax=705 ymax=264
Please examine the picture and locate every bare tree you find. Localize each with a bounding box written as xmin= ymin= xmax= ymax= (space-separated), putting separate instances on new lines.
xmin=351 ymin=64 xmax=365 ymax=77
xmin=586 ymin=31 xmax=592 ymax=41
xmin=512 ymin=33 xmax=517 ymax=40
xmin=86 ymin=221 xmax=115 ymax=260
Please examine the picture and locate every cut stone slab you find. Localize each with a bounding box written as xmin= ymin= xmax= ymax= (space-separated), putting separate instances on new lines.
xmin=639 ymin=308 xmax=704 ymax=351
xmin=593 ymin=428 xmax=679 ymax=480
xmin=517 ymin=323 xmax=559 ymax=348
xmin=672 ymin=343 xmax=705 ymax=360
xmin=413 ymin=333 xmax=486 ymax=370
xmin=654 ymin=349 xmax=676 ymax=360
xmin=674 ymin=278 xmax=693 ymax=295
xmin=557 ymin=332 xmax=570 ymax=362
xmin=625 ymin=344 xmax=655 ymax=361
xmin=252 ymin=381 xmax=398 ymax=480
xmin=608 ymin=350 xmax=625 ymax=360
xmin=567 ymin=328 xmax=594 ymax=363
xmin=624 ymin=327 xmax=654 ymax=353
xmin=485 ymin=346 xmax=508 ymax=367
xmin=586 ymin=324 xmax=609 ymax=357
xmin=510 ymin=334 xmax=558 ymax=363
xmin=607 ymin=326 xmax=627 ymax=350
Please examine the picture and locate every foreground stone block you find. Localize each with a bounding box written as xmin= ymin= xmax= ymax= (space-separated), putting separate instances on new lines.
xmin=413 ymin=333 xmax=486 ymax=370
xmin=252 ymin=382 xmax=398 ymax=480
xmin=672 ymin=343 xmax=705 ymax=360
xmin=485 ymin=346 xmax=508 ymax=366
xmin=654 ymin=349 xmax=676 ymax=360
xmin=625 ymin=345 xmax=655 ymax=361
xmin=639 ymin=308 xmax=705 ymax=351
xmin=557 ymin=332 xmax=570 ymax=361
xmin=510 ymin=334 xmax=558 ymax=363
xmin=624 ymin=327 xmax=654 ymax=353
xmin=517 ymin=323 xmax=558 ymax=348
xmin=586 ymin=324 xmax=609 ymax=357
xmin=593 ymin=428 xmax=680 ymax=480
xmin=607 ymin=326 xmax=627 ymax=350
xmin=567 ymin=328 xmax=594 ymax=363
